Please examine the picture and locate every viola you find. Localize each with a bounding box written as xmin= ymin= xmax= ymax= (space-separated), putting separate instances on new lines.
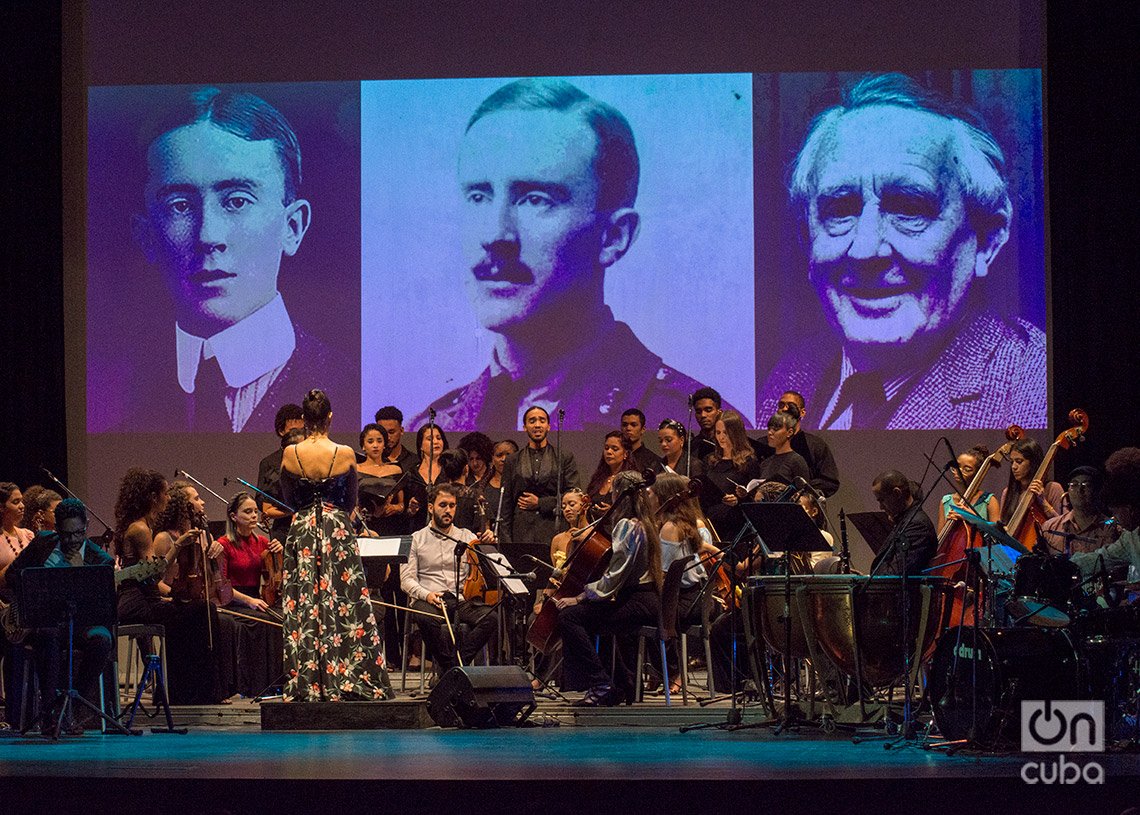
xmin=928 ymin=425 xmax=1023 ymax=625
xmin=1007 ymin=409 xmax=1089 ymax=552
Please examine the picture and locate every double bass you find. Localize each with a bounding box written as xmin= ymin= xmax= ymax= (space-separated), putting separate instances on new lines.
xmin=1006 ymin=408 xmax=1090 ymax=552
xmin=927 ymin=426 xmax=1023 ymax=625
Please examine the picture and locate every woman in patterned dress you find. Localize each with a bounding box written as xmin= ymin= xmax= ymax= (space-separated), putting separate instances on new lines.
xmin=278 ymin=389 xmax=393 ymax=701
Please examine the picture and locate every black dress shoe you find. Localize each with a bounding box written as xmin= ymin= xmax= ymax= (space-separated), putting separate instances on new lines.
xmin=573 ymin=684 xmax=618 ymax=707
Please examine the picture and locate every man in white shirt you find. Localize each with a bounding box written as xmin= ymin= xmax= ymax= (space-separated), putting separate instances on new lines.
xmin=400 ymin=484 xmax=497 ymax=673
xmin=127 ymin=86 xmax=351 ymax=432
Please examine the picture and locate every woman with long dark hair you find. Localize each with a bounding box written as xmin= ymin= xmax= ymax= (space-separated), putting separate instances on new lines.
xmin=357 ymin=423 xmax=407 ymax=536
xmin=701 ymin=411 xmax=762 ymax=540
xmin=278 ymin=389 xmax=392 ymax=701
xmin=1000 ymin=438 xmax=1063 ymax=524
xmin=937 ymin=444 xmax=1001 ymax=534
xmin=585 ymin=431 xmax=635 ymax=523
xmin=554 ymin=471 xmax=662 ymax=706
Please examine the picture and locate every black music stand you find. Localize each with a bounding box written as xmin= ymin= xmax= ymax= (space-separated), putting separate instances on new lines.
xmin=738 ymin=501 xmax=832 ymax=734
xmin=16 ymin=565 xmax=135 ymax=738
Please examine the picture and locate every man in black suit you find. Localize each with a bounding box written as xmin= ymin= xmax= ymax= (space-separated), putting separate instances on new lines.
xmin=256 ymin=404 xmax=305 ymax=542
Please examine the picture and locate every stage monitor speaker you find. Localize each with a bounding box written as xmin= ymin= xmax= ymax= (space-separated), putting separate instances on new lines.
xmin=426 ymin=666 xmax=536 ymax=729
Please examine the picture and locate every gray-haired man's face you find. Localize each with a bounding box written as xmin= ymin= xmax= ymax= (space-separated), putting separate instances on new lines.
xmin=804 ymin=105 xmax=992 ymax=351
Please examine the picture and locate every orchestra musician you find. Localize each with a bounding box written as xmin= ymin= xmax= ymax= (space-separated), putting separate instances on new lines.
xmin=400 ymin=484 xmax=499 ymax=673
xmin=20 ymin=486 xmax=62 ymax=534
xmin=1040 ymin=465 xmax=1120 ymax=555
xmin=869 ymin=470 xmax=937 ymax=576
xmin=553 ymin=470 xmax=661 ymax=706
xmin=937 ymin=444 xmax=1000 ymax=534
xmin=0 ymin=499 xmax=115 ymax=735
xmin=113 ymin=468 xmax=229 ymax=705
xmin=1070 ymin=447 xmax=1140 ymax=578
xmin=0 ymin=483 xmax=33 ymax=571
xmin=500 ymin=406 xmax=580 ymax=545
xmin=999 ymin=438 xmax=1064 ymax=527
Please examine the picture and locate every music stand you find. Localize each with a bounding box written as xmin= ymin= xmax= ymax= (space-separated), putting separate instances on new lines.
xmin=15 ymin=565 xmax=134 ymax=737
xmin=738 ymin=501 xmax=832 ymax=734
xmin=845 ymin=511 xmax=894 ymax=559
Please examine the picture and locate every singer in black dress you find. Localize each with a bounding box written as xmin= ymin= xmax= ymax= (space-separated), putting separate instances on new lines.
xmin=279 ymin=389 xmax=393 ymax=701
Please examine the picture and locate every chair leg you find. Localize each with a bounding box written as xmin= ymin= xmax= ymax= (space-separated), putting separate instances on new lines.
xmin=158 ymin=636 xmax=169 ymax=703
xmin=400 ymin=613 xmax=410 ymax=693
xmin=660 ymin=640 xmax=671 ymax=707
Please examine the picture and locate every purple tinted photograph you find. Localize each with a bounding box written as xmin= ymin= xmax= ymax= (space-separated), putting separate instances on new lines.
xmin=87 ymin=82 xmax=361 ymax=434
xmin=754 ymin=71 xmax=1047 ymax=431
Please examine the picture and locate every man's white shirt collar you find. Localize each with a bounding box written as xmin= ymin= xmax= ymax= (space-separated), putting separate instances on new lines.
xmin=176 ymin=294 xmax=296 ymax=393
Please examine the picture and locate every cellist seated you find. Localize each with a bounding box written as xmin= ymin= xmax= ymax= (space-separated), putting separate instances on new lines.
xmin=400 ymin=485 xmax=498 ymax=675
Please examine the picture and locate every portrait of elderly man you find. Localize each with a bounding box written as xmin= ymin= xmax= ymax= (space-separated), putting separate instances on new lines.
xmin=87 ymin=84 xmax=360 ymax=433
xmin=756 ymin=72 xmax=1047 ymax=430
xmin=405 ymin=77 xmax=748 ymax=432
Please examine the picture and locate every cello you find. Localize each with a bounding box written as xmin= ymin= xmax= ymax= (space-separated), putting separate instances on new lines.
xmin=1006 ymin=408 xmax=1089 ymax=552
xmin=526 ymin=476 xmax=651 ymax=654
xmin=462 ymin=491 xmax=500 ymax=605
xmin=927 ymin=426 xmax=1023 ymax=625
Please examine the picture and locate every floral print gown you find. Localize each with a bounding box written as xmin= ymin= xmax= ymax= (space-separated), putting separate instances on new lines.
xmin=279 ymin=464 xmax=393 ymax=701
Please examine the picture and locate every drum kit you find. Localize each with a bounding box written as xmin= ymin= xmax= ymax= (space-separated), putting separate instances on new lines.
xmin=741 ymin=526 xmax=1140 ymax=748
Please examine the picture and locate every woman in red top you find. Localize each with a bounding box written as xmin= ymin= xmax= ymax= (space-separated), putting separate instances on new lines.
xmin=216 ymin=492 xmax=283 ymax=611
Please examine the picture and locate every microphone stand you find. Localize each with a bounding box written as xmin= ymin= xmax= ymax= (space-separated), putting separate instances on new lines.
xmin=427 ymin=408 xmax=438 ymax=491
xmin=554 ymin=408 xmax=564 ymax=535
xmin=684 ymin=396 xmax=695 ymax=478
xmin=41 ymin=467 xmax=115 ymax=543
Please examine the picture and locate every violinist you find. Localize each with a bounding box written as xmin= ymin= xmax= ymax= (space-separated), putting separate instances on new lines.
xmin=400 ymin=484 xmax=498 ymax=673
xmin=216 ymin=491 xmax=285 ymax=696
xmin=937 ymin=445 xmax=1000 ymax=534
xmin=554 ymin=470 xmax=662 ymax=706
xmin=216 ymin=492 xmax=282 ymax=611
xmin=999 ymin=438 xmax=1063 ymax=527
xmin=113 ymin=468 xmax=228 ymax=705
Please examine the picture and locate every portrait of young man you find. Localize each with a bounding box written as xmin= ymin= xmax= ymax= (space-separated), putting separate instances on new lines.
xmin=755 ymin=71 xmax=1047 ymax=431
xmin=360 ymin=74 xmax=755 ymax=433
xmin=86 ymin=83 xmax=361 ymax=433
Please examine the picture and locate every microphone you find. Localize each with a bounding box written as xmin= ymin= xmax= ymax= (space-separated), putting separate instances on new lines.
xmin=794 ymin=476 xmax=826 ymax=505
xmin=942 ymin=438 xmax=966 ymax=484
xmin=687 ymin=393 xmax=694 ymax=408
xmin=558 ymin=408 xmax=565 ymax=420
xmin=501 ymin=571 xmax=537 ymax=581
xmin=428 ymin=407 xmax=436 ymax=421
xmin=523 ymin=554 xmax=555 ymax=570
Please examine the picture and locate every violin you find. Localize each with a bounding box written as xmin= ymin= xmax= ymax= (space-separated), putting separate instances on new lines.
xmin=656 ymin=477 xmax=732 ymax=610
xmin=261 ymin=542 xmax=284 ymax=606
xmin=171 ymin=513 xmax=234 ymax=607
xmin=928 ymin=425 xmax=1024 ymax=625
xmin=1007 ymin=408 xmax=1089 ymax=552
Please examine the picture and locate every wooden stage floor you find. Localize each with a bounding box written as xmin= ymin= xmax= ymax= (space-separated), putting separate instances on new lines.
xmin=3 ymin=685 xmax=1139 ymax=814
